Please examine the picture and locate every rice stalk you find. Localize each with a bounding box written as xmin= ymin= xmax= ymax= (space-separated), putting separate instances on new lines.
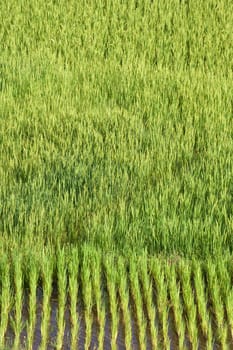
xmin=0 ymin=256 xmax=12 ymax=349
xmin=56 ymin=249 xmax=67 ymax=350
xmin=139 ymin=257 xmax=158 ymax=350
xmin=104 ymin=255 xmax=119 ymax=350
xmin=11 ymin=253 xmax=24 ymax=350
xmin=193 ymin=261 xmax=213 ymax=350
xmin=91 ymin=252 xmax=105 ymax=350
xmin=117 ymin=257 xmax=132 ymax=350
xmin=151 ymin=260 xmax=170 ymax=350
xmin=205 ymin=261 xmax=228 ymax=349
xmin=26 ymin=257 xmax=39 ymax=350
xmin=68 ymin=248 xmax=79 ymax=350
xmin=178 ymin=261 xmax=198 ymax=349
xmin=129 ymin=257 xmax=147 ymax=350
xmin=39 ymin=252 xmax=54 ymax=350
xmin=165 ymin=263 xmax=186 ymax=350
xmin=81 ymin=248 xmax=93 ymax=350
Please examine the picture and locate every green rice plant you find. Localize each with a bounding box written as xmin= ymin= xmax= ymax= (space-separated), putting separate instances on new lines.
xmin=56 ymin=249 xmax=67 ymax=350
xmin=0 ymin=256 xmax=12 ymax=349
xmin=104 ymin=255 xmax=119 ymax=350
xmin=177 ymin=260 xmax=198 ymax=349
xmin=192 ymin=261 xmax=213 ymax=350
xmin=81 ymin=248 xmax=93 ymax=350
xmin=11 ymin=253 xmax=24 ymax=350
xmin=165 ymin=263 xmax=186 ymax=350
xmin=150 ymin=260 xmax=170 ymax=349
xmin=139 ymin=256 xmax=158 ymax=350
xmin=216 ymin=259 xmax=233 ymax=346
xmin=129 ymin=257 xmax=147 ymax=350
xmin=39 ymin=251 xmax=54 ymax=350
xmin=26 ymin=256 xmax=39 ymax=350
xmin=68 ymin=248 xmax=79 ymax=350
xmin=205 ymin=261 xmax=228 ymax=349
xmin=226 ymin=288 xmax=233 ymax=342
xmin=218 ymin=260 xmax=233 ymax=342
xmin=117 ymin=257 xmax=132 ymax=350
xmin=91 ymin=251 xmax=105 ymax=350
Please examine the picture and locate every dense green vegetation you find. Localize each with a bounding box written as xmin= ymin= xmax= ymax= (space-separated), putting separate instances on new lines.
xmin=1 ymin=0 xmax=232 ymax=258
xmin=0 ymin=0 xmax=233 ymax=348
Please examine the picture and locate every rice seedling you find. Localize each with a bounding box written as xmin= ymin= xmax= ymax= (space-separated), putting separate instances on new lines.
xmin=117 ymin=257 xmax=132 ymax=350
xmin=104 ymin=255 xmax=119 ymax=350
xmin=68 ymin=248 xmax=79 ymax=350
xmin=226 ymin=290 xmax=233 ymax=346
xmin=56 ymin=249 xmax=67 ymax=350
xmin=205 ymin=261 xmax=228 ymax=349
xmin=216 ymin=259 xmax=233 ymax=346
xmin=139 ymin=256 xmax=158 ymax=350
xmin=192 ymin=260 xmax=213 ymax=350
xmin=218 ymin=260 xmax=233 ymax=343
xmin=11 ymin=253 xmax=24 ymax=350
xmin=165 ymin=263 xmax=186 ymax=350
xmin=0 ymin=256 xmax=11 ymax=350
xmin=150 ymin=260 xmax=170 ymax=349
xmin=39 ymin=252 xmax=54 ymax=350
xmin=26 ymin=256 xmax=39 ymax=350
xmin=129 ymin=257 xmax=147 ymax=350
xmin=81 ymin=248 xmax=93 ymax=350
xmin=91 ymin=251 xmax=105 ymax=350
xmin=177 ymin=260 xmax=198 ymax=349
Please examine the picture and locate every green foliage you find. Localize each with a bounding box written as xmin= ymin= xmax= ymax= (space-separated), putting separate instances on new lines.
xmin=151 ymin=260 xmax=170 ymax=349
xmin=0 ymin=256 xmax=11 ymax=349
xmin=177 ymin=261 xmax=198 ymax=348
xmin=39 ymin=252 xmax=54 ymax=350
xmin=0 ymin=0 xmax=233 ymax=348
xmin=104 ymin=255 xmax=119 ymax=350
xmin=166 ymin=263 xmax=186 ymax=349
xmin=0 ymin=0 xmax=232 ymax=258
xmin=129 ymin=257 xmax=147 ymax=350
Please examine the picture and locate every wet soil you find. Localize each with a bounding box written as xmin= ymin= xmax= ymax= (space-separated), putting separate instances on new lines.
xmin=3 ymin=286 xmax=232 ymax=349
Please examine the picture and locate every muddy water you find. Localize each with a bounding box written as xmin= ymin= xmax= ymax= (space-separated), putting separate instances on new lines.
xmin=3 ymin=286 xmax=229 ymax=349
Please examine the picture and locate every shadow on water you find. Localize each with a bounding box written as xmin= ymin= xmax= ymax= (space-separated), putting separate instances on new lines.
xmin=3 ymin=286 xmax=232 ymax=349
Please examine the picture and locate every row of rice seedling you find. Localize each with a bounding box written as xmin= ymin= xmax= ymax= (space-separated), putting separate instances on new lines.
xmin=205 ymin=262 xmax=228 ymax=349
xmin=104 ymin=256 xmax=119 ymax=350
xmin=166 ymin=263 xmax=186 ymax=350
xmin=192 ymin=261 xmax=213 ymax=350
xmin=117 ymin=257 xmax=132 ymax=350
xmin=2 ymin=249 xmax=233 ymax=349
xmin=177 ymin=261 xmax=198 ymax=349
xmin=129 ymin=257 xmax=147 ymax=350
xmin=139 ymin=257 xmax=158 ymax=349
xmin=39 ymin=252 xmax=53 ymax=350
xmin=68 ymin=249 xmax=79 ymax=350
xmin=11 ymin=253 xmax=24 ymax=350
xmin=91 ymin=251 xmax=105 ymax=349
xmin=150 ymin=261 xmax=170 ymax=349
xmin=26 ymin=256 xmax=39 ymax=350
xmin=0 ymin=256 xmax=11 ymax=349
xmin=81 ymin=248 xmax=93 ymax=350
xmin=217 ymin=260 xmax=233 ymax=342
xmin=56 ymin=249 xmax=67 ymax=350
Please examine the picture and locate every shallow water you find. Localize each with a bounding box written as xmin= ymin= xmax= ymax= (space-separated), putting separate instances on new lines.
xmin=3 ymin=286 xmax=230 ymax=349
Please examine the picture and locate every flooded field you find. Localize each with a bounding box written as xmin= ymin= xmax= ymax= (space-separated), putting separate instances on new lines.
xmin=0 ymin=250 xmax=233 ymax=349
xmin=3 ymin=285 xmax=232 ymax=350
